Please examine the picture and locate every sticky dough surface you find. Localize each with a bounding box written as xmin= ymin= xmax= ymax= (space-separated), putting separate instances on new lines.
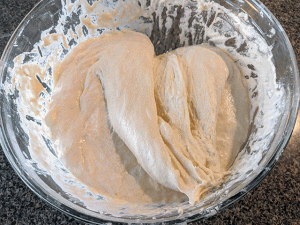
xmin=45 ymin=30 xmax=249 ymax=204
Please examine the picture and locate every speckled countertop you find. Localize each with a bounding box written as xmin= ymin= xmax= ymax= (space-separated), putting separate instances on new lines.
xmin=0 ymin=0 xmax=299 ymax=224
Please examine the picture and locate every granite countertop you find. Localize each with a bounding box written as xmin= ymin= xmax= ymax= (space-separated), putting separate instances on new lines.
xmin=0 ymin=0 xmax=299 ymax=224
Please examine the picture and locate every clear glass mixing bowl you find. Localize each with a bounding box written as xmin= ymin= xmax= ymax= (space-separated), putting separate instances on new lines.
xmin=0 ymin=0 xmax=299 ymax=224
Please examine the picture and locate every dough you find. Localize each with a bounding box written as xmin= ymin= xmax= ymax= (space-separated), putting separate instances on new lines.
xmin=45 ymin=30 xmax=249 ymax=205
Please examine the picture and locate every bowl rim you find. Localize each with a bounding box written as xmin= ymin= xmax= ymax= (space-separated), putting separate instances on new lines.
xmin=0 ymin=0 xmax=299 ymax=224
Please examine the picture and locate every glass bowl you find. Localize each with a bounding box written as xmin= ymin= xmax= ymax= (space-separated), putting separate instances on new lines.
xmin=0 ymin=0 xmax=299 ymax=224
